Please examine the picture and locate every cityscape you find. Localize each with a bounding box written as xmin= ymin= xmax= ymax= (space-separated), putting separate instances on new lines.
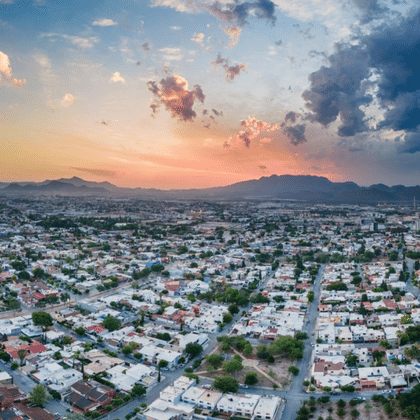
xmin=2 ymin=0 xmax=420 ymax=419
xmin=0 ymin=194 xmax=419 ymax=420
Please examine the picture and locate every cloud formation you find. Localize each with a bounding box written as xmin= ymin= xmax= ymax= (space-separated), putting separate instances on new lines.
xmin=0 ymin=51 xmax=26 ymax=87
xmin=61 ymin=93 xmax=75 ymax=107
xmin=41 ymin=33 xmax=100 ymax=48
xmin=191 ymin=32 xmax=205 ymax=45
xmin=226 ymin=115 xmax=279 ymax=147
xmin=110 ymin=71 xmax=125 ymax=83
xmin=207 ymin=0 xmax=276 ymax=26
xmin=152 ymin=0 xmax=276 ymax=26
xmin=92 ymin=18 xmax=118 ymax=26
xmin=147 ymin=75 xmax=205 ymax=122
xmin=158 ymin=47 xmax=183 ymax=61
xmin=283 ymin=124 xmax=307 ymax=146
xmin=224 ymin=26 xmax=242 ymax=48
xmin=302 ymin=9 xmax=420 ymax=152
xmin=212 ymin=53 xmax=247 ymax=81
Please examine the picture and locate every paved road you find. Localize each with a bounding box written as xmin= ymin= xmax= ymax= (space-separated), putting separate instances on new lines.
xmin=280 ymin=264 xmax=325 ymax=420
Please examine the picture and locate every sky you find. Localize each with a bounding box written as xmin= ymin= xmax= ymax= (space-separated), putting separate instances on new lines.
xmin=1 ymin=0 xmax=420 ymax=189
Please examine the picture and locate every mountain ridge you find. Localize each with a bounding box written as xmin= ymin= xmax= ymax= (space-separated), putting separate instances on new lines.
xmin=0 ymin=175 xmax=419 ymax=203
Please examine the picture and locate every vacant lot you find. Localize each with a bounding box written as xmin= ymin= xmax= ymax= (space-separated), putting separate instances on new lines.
xmin=197 ymin=344 xmax=294 ymax=388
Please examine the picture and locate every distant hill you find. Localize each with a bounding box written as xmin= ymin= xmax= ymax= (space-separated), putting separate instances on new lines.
xmin=0 ymin=174 xmax=419 ymax=203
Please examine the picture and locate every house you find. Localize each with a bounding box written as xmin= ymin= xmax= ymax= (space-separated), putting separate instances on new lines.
xmin=254 ymin=396 xmax=281 ymax=420
xmin=197 ymin=389 xmax=223 ymax=410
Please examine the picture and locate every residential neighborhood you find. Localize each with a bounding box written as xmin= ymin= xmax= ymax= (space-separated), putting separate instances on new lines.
xmin=0 ymin=196 xmax=420 ymax=420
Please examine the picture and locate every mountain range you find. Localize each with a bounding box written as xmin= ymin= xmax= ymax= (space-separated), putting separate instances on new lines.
xmin=1 ymin=175 xmax=419 ymax=203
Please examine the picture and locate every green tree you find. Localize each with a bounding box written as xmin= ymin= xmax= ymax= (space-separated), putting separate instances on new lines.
xmin=206 ymin=354 xmax=224 ymax=368
xmin=243 ymin=344 xmax=253 ymax=356
xmin=288 ymin=366 xmax=299 ymax=375
xmin=32 ymin=311 xmax=53 ymax=328
xmin=103 ymin=315 xmax=121 ymax=332
xmin=244 ymin=371 xmax=258 ymax=385
xmin=213 ymin=376 xmax=239 ymax=393
xmin=29 ymin=385 xmax=50 ymax=407
xmin=10 ymin=362 xmax=19 ymax=370
xmin=74 ymin=327 xmax=85 ymax=336
xmin=185 ymin=342 xmax=203 ymax=359
xmin=228 ymin=304 xmax=239 ymax=315
xmin=131 ymin=384 xmax=146 ymax=397
xmin=17 ymin=349 xmax=26 ymax=366
xmin=158 ymin=360 xmax=168 ymax=382
xmin=222 ymin=358 xmax=243 ymax=376
xmin=223 ymin=313 xmax=233 ymax=323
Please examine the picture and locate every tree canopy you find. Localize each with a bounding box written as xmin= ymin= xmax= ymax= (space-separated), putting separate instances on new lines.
xmin=32 ymin=311 xmax=53 ymax=328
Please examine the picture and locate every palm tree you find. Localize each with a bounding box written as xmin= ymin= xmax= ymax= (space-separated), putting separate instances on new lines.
xmin=17 ymin=349 xmax=26 ymax=366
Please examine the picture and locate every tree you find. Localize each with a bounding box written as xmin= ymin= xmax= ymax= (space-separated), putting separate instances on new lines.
xmin=244 ymin=371 xmax=258 ymax=386
xmin=307 ymin=291 xmax=315 ymax=302
xmin=103 ymin=315 xmax=121 ymax=332
xmin=337 ymin=407 xmax=345 ymax=417
xmin=337 ymin=399 xmax=346 ymax=408
xmin=222 ymin=358 xmax=243 ymax=376
xmin=29 ymin=385 xmax=50 ymax=407
xmin=74 ymin=327 xmax=85 ymax=336
xmin=206 ymin=354 xmax=224 ymax=368
xmin=350 ymin=409 xmax=360 ymax=418
xmin=223 ymin=313 xmax=233 ymax=323
xmin=288 ymin=366 xmax=300 ymax=375
xmin=379 ymin=339 xmax=392 ymax=349
xmin=228 ymin=304 xmax=239 ymax=315
xmin=158 ymin=360 xmax=168 ymax=382
xmin=32 ymin=311 xmax=53 ymax=328
xmin=213 ymin=376 xmax=239 ymax=393
xmin=17 ymin=349 xmax=26 ymax=366
xmin=243 ymin=344 xmax=253 ymax=356
xmin=185 ymin=342 xmax=203 ymax=359
xmin=131 ymin=384 xmax=146 ymax=397
xmin=10 ymin=362 xmax=19 ymax=370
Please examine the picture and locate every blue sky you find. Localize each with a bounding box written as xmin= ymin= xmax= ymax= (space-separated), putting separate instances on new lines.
xmin=1 ymin=0 xmax=419 ymax=188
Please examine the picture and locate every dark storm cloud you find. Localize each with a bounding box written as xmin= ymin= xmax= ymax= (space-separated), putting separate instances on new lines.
xmin=283 ymin=111 xmax=299 ymax=124
xmin=303 ymin=9 xmax=420 ymax=151
xmin=283 ymin=124 xmax=307 ymax=146
xmin=302 ymin=43 xmax=371 ymax=137
xmin=349 ymin=0 xmax=388 ymax=23
xmin=207 ymin=0 xmax=276 ymax=26
xmin=147 ymin=75 xmax=205 ymax=122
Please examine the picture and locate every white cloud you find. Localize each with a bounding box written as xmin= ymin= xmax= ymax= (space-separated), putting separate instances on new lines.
xmin=170 ymin=26 xmax=182 ymax=30
xmin=110 ymin=71 xmax=125 ymax=84
xmin=150 ymin=0 xmax=197 ymax=13
xmin=0 ymin=0 xmax=14 ymax=4
xmin=41 ymin=33 xmax=100 ymax=49
xmin=158 ymin=47 xmax=183 ymax=61
xmin=0 ymin=51 xmax=26 ymax=87
xmin=92 ymin=18 xmax=118 ymax=27
xmin=61 ymin=93 xmax=76 ymax=107
xmin=158 ymin=47 xmax=181 ymax=54
xmin=163 ymin=55 xmax=183 ymax=61
xmin=191 ymin=32 xmax=205 ymax=45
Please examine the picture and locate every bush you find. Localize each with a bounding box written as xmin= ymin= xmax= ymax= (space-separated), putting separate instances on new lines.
xmin=11 ymin=362 xmax=19 ymax=370
xmin=288 ymin=366 xmax=300 ymax=375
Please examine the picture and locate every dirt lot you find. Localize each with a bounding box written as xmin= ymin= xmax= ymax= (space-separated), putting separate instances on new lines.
xmin=305 ymin=398 xmax=405 ymax=420
xmin=197 ymin=344 xmax=295 ymax=388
